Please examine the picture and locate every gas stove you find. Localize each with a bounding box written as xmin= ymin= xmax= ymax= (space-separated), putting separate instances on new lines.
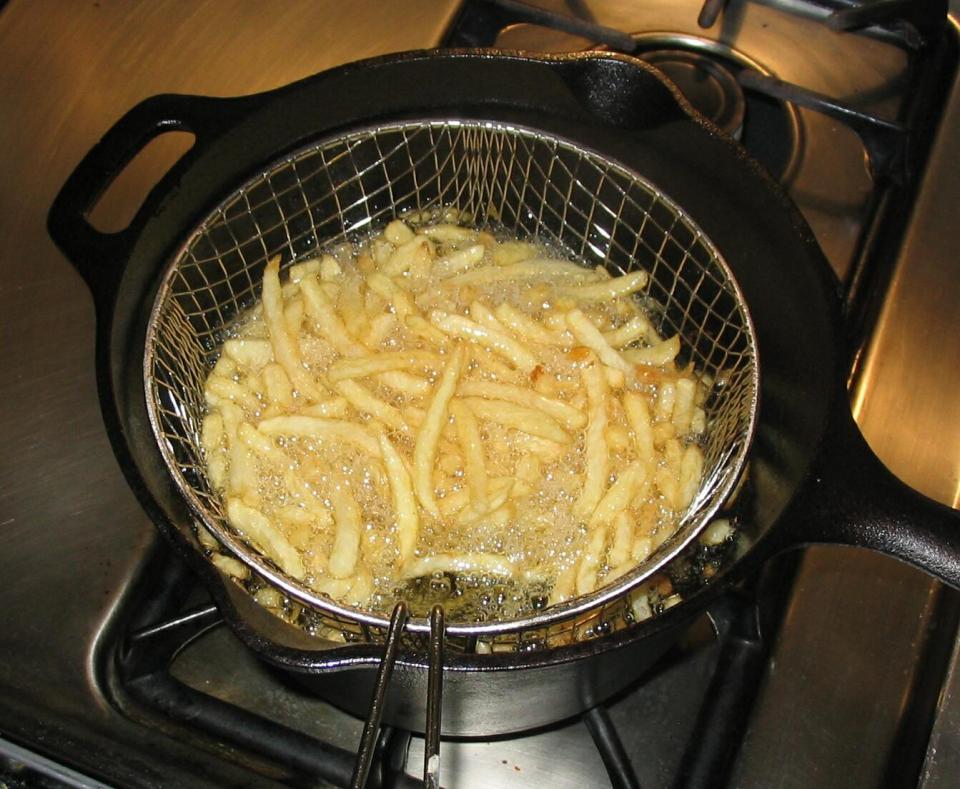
xmin=1 ymin=2 xmax=958 ymax=787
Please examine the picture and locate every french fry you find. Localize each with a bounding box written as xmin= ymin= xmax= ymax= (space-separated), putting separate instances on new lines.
xmin=565 ymin=309 xmax=633 ymax=377
xmin=450 ymin=399 xmax=489 ymax=513
xmin=558 ymin=269 xmax=648 ymax=301
xmin=493 ymin=302 xmax=572 ymax=347
xmin=457 ymin=380 xmax=586 ymax=430
xmin=588 ymin=462 xmax=647 ymax=528
xmin=623 ymin=335 xmax=681 ymax=366
xmin=227 ymin=498 xmax=305 ymax=579
xmin=574 ymin=362 xmax=609 ymax=520
xmin=262 ymin=362 xmax=294 ymax=410
xmin=623 ymin=391 xmax=655 ymax=465
xmin=361 ymin=313 xmax=398 ymax=349
xmin=434 ymin=243 xmax=486 ymax=278
xmin=609 ymin=511 xmax=636 ymax=568
xmin=458 ymin=397 xmax=571 ymax=444
xmin=257 ymin=415 xmax=381 ymax=457
xmin=301 ymin=397 xmax=349 ymax=418
xmin=400 ymin=552 xmax=516 ymax=579
xmin=299 ymin=275 xmax=367 ymax=357
xmin=378 ymin=432 xmax=420 ymax=568
xmin=678 ymin=445 xmax=704 ymax=510
xmin=327 ymin=350 xmax=441 ymax=382
xmin=223 ymin=338 xmax=274 ymax=370
xmin=575 ymin=524 xmax=610 ymax=595
xmin=603 ymin=314 xmax=655 ymax=348
xmin=334 ymin=379 xmax=409 ymax=432
xmin=384 ymin=218 xmax=415 ymax=245
xmin=328 ymin=482 xmax=362 ymax=579
xmin=430 ymin=311 xmax=539 ymax=373
xmin=261 ymin=256 xmax=326 ymax=400
xmin=444 ymin=259 xmax=598 ymax=287
xmin=413 ymin=345 xmax=467 ymax=518
xmin=205 ymin=375 xmax=260 ymax=413
xmin=672 ymin=377 xmax=697 ymax=433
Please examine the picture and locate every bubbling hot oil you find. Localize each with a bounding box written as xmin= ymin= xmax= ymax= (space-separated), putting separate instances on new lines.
xmin=204 ymin=213 xmax=700 ymax=625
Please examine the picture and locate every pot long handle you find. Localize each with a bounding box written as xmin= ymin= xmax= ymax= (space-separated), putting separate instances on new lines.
xmin=47 ymin=92 xmax=248 ymax=303
xmin=775 ymin=397 xmax=960 ymax=588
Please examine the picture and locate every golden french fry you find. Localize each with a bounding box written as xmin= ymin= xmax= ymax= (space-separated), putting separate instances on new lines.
xmin=301 ymin=397 xmax=349 ymax=418
xmin=603 ymin=314 xmax=655 ymax=348
xmin=361 ymin=313 xmax=397 ymax=349
xmin=205 ymin=375 xmax=260 ymax=413
xmin=678 ymin=445 xmax=705 ymax=510
xmin=434 ymin=243 xmax=486 ymax=278
xmin=609 ymin=511 xmax=636 ymax=567
xmin=413 ymin=344 xmax=467 ymax=518
xmin=385 ymin=219 xmax=415 ymax=245
xmin=262 ymin=362 xmax=294 ymax=410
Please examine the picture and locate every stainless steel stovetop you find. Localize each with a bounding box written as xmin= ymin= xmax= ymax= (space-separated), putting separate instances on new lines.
xmin=1 ymin=2 xmax=958 ymax=787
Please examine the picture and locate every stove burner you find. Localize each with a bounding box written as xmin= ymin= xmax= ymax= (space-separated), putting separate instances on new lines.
xmin=640 ymin=49 xmax=746 ymax=140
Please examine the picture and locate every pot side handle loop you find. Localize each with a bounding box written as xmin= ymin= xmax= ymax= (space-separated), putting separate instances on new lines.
xmin=47 ymin=93 xmax=242 ymax=302
xmin=778 ymin=398 xmax=960 ymax=588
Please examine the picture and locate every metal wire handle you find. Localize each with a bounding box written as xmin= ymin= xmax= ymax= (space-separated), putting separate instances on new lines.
xmin=145 ymin=119 xmax=759 ymax=649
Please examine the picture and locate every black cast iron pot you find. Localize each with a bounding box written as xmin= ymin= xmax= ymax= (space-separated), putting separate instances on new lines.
xmin=48 ymin=50 xmax=960 ymax=736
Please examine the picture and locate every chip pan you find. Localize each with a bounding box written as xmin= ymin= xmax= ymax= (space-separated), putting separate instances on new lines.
xmin=48 ymin=50 xmax=960 ymax=736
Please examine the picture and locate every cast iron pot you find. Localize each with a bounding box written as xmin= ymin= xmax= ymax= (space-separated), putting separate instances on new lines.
xmin=49 ymin=50 xmax=960 ymax=736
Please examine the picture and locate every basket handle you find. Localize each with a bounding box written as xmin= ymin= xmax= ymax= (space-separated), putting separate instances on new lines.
xmin=47 ymin=93 xmax=245 ymax=303
xmin=773 ymin=398 xmax=960 ymax=587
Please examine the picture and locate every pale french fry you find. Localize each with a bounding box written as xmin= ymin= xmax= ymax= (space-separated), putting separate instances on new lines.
xmin=558 ymin=269 xmax=648 ymax=301
xmin=210 ymin=552 xmax=250 ymax=580
xmin=301 ymin=397 xmax=349 ymax=418
xmin=261 ymin=256 xmax=326 ymax=400
xmin=257 ymin=415 xmax=381 ymax=457
xmin=457 ymin=380 xmax=586 ymax=430
xmin=672 ymin=377 xmax=697 ymax=433
xmin=299 ymin=275 xmax=367 ymax=357
xmin=377 ymin=370 xmax=433 ymax=397
xmin=378 ymin=432 xmax=420 ymax=567
xmin=549 ymin=562 xmax=577 ymax=605
xmin=338 ymin=272 xmax=367 ymax=339
xmin=609 ymin=511 xmax=636 ymax=567
xmin=574 ymin=362 xmax=609 ymax=520
xmin=328 ymin=483 xmax=362 ymax=579
xmin=430 ymin=311 xmax=538 ymax=373
xmin=365 ymin=271 xmax=419 ymax=320
xmin=288 ymin=257 xmax=321 ymax=283
xmin=678 ymin=445 xmax=705 ymax=510
xmin=622 ymin=391 xmax=655 ymax=465
xmin=457 ymin=397 xmax=571 ymax=444
xmin=413 ymin=345 xmax=467 ymax=518
xmin=384 ymin=218 xmax=415 ymax=245
xmin=565 ymin=309 xmax=633 ymax=377
xmin=205 ymin=375 xmax=261 ymax=413
xmin=223 ymin=338 xmax=274 ymax=370
xmin=468 ymin=300 xmax=511 ymax=335
xmin=493 ymin=302 xmax=572 ymax=347
xmin=603 ymin=315 xmax=655 ymax=348
xmin=284 ymin=296 xmax=304 ymax=336
xmin=434 ymin=244 xmax=486 ymax=278
xmin=319 ymin=254 xmax=342 ymax=281
xmin=400 ymin=552 xmax=516 ymax=579
xmin=450 ymin=399 xmax=488 ymax=513
xmin=380 ymin=235 xmax=432 ymax=277
xmin=361 ymin=313 xmax=397 ymax=349
xmin=262 ymin=362 xmax=294 ymax=410
xmin=623 ymin=335 xmax=681 ymax=366
xmin=419 ymin=223 xmax=476 ymax=243
xmin=327 ymin=350 xmax=441 ymax=382
xmin=227 ymin=498 xmax=304 ymax=578
xmin=405 ymin=314 xmax=448 ymax=346
xmin=588 ymin=462 xmax=647 ymax=528
xmin=656 ymin=381 xmax=677 ymax=422
xmin=575 ymin=524 xmax=610 ymax=595
xmin=444 ymin=259 xmax=598 ymax=287
xmin=334 ymin=379 xmax=409 ymax=433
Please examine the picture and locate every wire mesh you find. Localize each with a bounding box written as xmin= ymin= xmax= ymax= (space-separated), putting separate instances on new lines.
xmin=145 ymin=120 xmax=758 ymax=650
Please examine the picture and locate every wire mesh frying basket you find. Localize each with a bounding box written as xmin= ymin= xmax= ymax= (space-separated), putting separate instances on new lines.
xmin=145 ymin=119 xmax=759 ymax=651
